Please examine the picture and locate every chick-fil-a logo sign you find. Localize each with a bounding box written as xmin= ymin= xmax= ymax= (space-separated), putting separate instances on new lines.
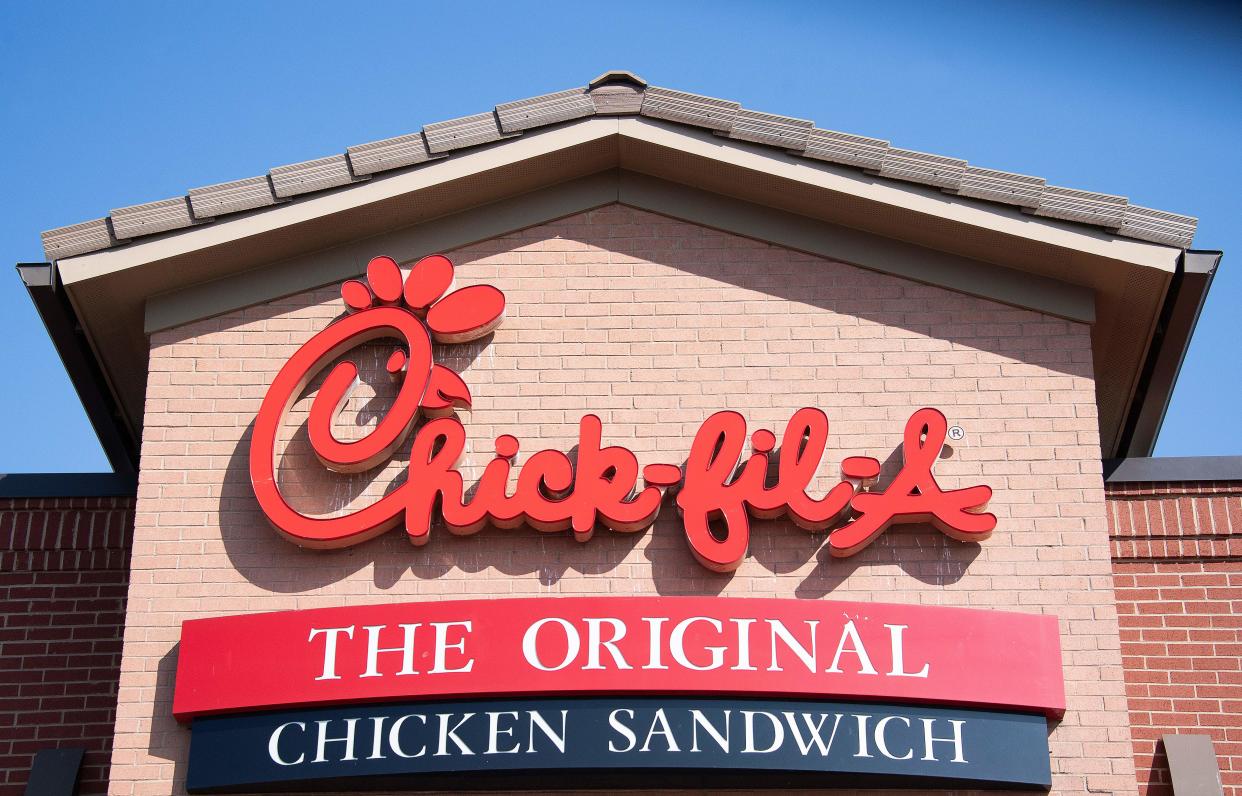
xmin=249 ymin=255 xmax=996 ymax=572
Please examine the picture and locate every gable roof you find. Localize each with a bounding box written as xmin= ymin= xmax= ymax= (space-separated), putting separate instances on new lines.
xmin=41 ymin=71 xmax=1197 ymax=260
xmin=21 ymin=70 xmax=1217 ymax=470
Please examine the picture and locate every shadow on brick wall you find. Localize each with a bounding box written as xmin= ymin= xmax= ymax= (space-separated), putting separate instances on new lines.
xmin=1143 ymin=740 xmax=1174 ymax=796
xmin=555 ymin=207 xmax=1095 ymax=382
xmin=145 ymin=645 xmax=189 ymax=792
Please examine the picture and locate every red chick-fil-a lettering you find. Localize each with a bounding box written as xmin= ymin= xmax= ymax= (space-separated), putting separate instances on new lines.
xmin=249 ymin=254 xmax=997 ymax=571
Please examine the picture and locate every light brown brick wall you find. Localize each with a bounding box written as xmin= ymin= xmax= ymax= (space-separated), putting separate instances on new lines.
xmin=112 ymin=205 xmax=1135 ymax=794
xmin=1109 ymin=481 xmax=1242 ymax=795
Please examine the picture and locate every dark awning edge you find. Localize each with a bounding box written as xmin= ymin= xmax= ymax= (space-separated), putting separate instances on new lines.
xmin=14 ymin=262 xmax=139 ymax=492
xmin=1115 ymin=250 xmax=1222 ymax=459
xmin=0 ymin=471 xmax=137 ymax=499
xmin=1103 ymin=455 xmax=1242 ymax=484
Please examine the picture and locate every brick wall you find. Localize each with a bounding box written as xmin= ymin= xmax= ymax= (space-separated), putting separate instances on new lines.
xmin=1109 ymin=480 xmax=1242 ymax=795
xmin=0 ymin=497 xmax=134 ymax=796
xmin=113 ymin=204 xmax=1134 ymax=794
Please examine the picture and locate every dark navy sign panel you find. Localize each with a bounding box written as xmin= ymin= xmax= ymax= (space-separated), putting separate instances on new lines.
xmin=186 ymin=697 xmax=1051 ymax=792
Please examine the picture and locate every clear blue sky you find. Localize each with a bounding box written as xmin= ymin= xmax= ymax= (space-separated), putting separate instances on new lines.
xmin=1 ymin=1 xmax=1239 ymax=472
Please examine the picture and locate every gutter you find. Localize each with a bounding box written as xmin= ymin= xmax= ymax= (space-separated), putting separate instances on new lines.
xmin=11 ymin=262 xmax=138 ymax=495
xmin=1114 ymin=249 xmax=1222 ymax=458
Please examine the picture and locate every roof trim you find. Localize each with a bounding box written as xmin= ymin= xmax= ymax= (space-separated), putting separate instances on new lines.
xmin=47 ymin=115 xmax=1187 ymax=456
xmin=40 ymin=74 xmax=1198 ymax=260
xmin=618 ymin=118 xmax=1181 ymax=272
xmin=56 ymin=117 xmax=1182 ymax=288
xmin=16 ymin=263 xmax=138 ymax=475
xmin=57 ymin=120 xmax=620 ymax=284
xmin=1115 ymin=250 xmax=1222 ymax=457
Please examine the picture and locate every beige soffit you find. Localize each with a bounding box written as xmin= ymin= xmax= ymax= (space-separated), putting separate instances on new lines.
xmin=144 ymin=171 xmax=1095 ymax=334
xmin=42 ymin=71 xmax=1198 ymax=258
xmin=54 ymin=117 xmax=1180 ymax=456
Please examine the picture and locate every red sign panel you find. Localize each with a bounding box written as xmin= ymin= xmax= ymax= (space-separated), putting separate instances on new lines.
xmin=173 ymin=597 xmax=1063 ymax=721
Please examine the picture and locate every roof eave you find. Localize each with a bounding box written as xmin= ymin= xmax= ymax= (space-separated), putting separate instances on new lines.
xmin=41 ymin=76 xmax=1199 ymax=261
xmin=42 ymin=119 xmax=1189 ymax=456
xmin=55 ymin=118 xmax=1182 ymax=286
xmin=15 ymin=262 xmax=139 ymax=477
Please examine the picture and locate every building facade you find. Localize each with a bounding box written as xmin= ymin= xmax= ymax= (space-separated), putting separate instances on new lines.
xmin=3 ymin=72 xmax=1236 ymax=795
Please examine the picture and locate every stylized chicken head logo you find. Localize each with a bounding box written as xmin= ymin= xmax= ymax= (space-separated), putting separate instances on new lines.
xmin=337 ymin=254 xmax=505 ymax=429
xmin=249 ymin=254 xmax=505 ymax=545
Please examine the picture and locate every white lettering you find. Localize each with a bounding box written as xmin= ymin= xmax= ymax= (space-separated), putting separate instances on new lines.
xmin=430 ymin=621 xmax=474 ymax=674
xmin=527 ymin=710 xmax=568 ymax=753
xmin=670 ymin=617 xmax=725 ymax=671
xmin=314 ymin=718 xmax=358 ymax=763
xmin=584 ymin=617 xmax=631 ymax=670
xmin=642 ymin=617 xmax=668 ymax=670
xmin=886 ymin=624 xmax=930 ymax=678
xmin=640 ymin=708 xmax=680 ymax=752
xmin=875 ymin=715 xmax=912 ymax=760
xmin=690 ymin=709 xmax=731 ymax=753
xmin=361 ymin=623 xmax=420 ymax=678
xmin=486 ymin=711 xmax=520 ymax=754
xmin=741 ymin=711 xmax=784 ymax=753
xmin=782 ymin=712 xmax=841 ymax=756
xmin=826 ymin=620 xmax=878 ymax=675
xmin=435 ymin=713 xmax=475 ymax=756
xmin=388 ymin=714 xmax=427 ymax=758
xmin=608 ymin=709 xmax=637 ymax=752
xmin=268 ymin=722 xmax=305 ymax=766
xmin=768 ymin=619 xmax=818 ymax=673
xmin=732 ymin=618 xmax=757 ymax=671
xmin=522 ymin=618 xmax=580 ymax=672
xmin=308 ymin=626 xmax=354 ymax=681
xmin=854 ymin=714 xmax=872 ymax=758
xmin=368 ymin=716 xmax=387 ymax=759
xmin=921 ymin=718 xmax=967 ymax=763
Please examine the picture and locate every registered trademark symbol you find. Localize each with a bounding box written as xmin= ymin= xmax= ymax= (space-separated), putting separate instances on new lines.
xmin=947 ymin=425 xmax=965 ymax=441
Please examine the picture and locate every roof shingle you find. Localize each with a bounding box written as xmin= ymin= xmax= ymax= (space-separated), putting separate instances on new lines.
xmin=39 ymin=71 xmax=1197 ymax=259
xmin=346 ymin=133 xmax=435 ymax=177
xmin=109 ymin=197 xmax=195 ymax=239
xmin=269 ymin=155 xmax=356 ymax=199
xmin=423 ymin=112 xmax=508 ymax=154
xmin=187 ymin=176 xmax=277 ymax=219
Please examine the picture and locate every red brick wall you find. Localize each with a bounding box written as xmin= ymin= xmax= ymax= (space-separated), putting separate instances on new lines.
xmin=1109 ymin=481 xmax=1242 ymax=796
xmin=0 ymin=497 xmax=134 ymax=796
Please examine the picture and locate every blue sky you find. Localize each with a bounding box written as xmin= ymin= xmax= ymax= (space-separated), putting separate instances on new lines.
xmin=1 ymin=0 xmax=1239 ymax=472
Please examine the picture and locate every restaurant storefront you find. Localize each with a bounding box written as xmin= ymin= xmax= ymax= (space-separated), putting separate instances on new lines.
xmin=4 ymin=72 xmax=1237 ymax=795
